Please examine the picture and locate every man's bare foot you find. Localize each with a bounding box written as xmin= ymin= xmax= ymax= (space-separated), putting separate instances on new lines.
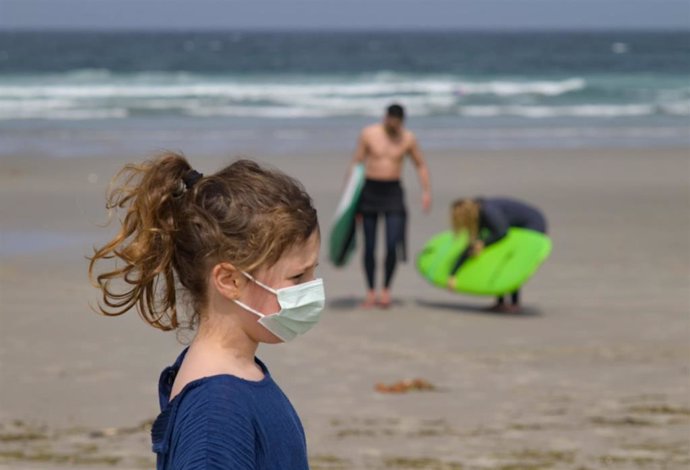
xmin=485 ymin=302 xmax=509 ymax=313
xmin=378 ymin=289 xmax=392 ymax=309
xmin=361 ymin=291 xmax=377 ymax=309
xmin=506 ymin=304 xmax=522 ymax=314
xmin=486 ymin=303 xmax=521 ymax=314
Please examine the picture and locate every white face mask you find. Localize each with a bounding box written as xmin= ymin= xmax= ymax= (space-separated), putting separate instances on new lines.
xmin=233 ymin=272 xmax=325 ymax=342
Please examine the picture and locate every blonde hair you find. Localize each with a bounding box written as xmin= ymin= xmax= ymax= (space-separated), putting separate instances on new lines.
xmin=451 ymin=199 xmax=480 ymax=240
xmin=88 ymin=152 xmax=318 ymax=331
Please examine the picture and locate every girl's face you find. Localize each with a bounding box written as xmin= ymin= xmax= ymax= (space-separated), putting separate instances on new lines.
xmin=239 ymin=230 xmax=321 ymax=343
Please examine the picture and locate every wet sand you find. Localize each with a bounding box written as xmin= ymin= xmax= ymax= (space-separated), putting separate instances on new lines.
xmin=1 ymin=148 xmax=689 ymax=469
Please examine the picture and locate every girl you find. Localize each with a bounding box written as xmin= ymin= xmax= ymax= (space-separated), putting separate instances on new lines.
xmin=448 ymin=197 xmax=547 ymax=313
xmin=89 ymin=153 xmax=324 ymax=469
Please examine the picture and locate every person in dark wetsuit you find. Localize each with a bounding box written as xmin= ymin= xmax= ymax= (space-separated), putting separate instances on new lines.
xmin=358 ymin=178 xmax=407 ymax=300
xmin=448 ymin=198 xmax=547 ymax=312
xmin=348 ymin=104 xmax=432 ymax=308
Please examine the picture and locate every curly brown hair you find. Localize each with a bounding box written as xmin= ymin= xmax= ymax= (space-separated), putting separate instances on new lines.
xmin=88 ymin=152 xmax=319 ymax=331
xmin=451 ymin=198 xmax=480 ymax=241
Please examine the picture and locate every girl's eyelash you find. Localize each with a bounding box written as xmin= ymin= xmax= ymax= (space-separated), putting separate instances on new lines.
xmin=290 ymin=264 xmax=318 ymax=280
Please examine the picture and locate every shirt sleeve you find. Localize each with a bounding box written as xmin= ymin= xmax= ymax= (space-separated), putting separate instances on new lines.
xmin=450 ymin=246 xmax=472 ymax=276
xmin=480 ymin=203 xmax=509 ymax=247
xmin=171 ymin=384 xmax=256 ymax=469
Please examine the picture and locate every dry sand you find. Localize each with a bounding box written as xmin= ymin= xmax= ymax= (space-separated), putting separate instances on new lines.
xmin=1 ymin=147 xmax=689 ymax=469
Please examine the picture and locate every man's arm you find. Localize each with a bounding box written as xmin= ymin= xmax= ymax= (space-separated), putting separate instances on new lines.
xmin=346 ymin=131 xmax=367 ymax=181
xmin=408 ymin=134 xmax=432 ymax=212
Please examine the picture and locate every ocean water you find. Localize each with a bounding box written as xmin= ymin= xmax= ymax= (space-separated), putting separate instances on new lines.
xmin=0 ymin=30 xmax=688 ymax=156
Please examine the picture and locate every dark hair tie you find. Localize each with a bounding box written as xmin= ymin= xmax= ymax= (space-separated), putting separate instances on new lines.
xmin=183 ymin=169 xmax=203 ymax=189
xmin=173 ymin=169 xmax=203 ymax=199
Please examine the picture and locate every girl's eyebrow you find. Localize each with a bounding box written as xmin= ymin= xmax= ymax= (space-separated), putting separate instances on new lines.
xmin=302 ymin=261 xmax=319 ymax=270
xmin=289 ymin=261 xmax=319 ymax=278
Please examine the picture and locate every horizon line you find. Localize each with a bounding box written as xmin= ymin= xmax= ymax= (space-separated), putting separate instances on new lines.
xmin=1 ymin=26 xmax=689 ymax=33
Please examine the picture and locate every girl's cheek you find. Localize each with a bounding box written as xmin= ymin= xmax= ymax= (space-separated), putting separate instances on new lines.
xmin=255 ymin=285 xmax=281 ymax=313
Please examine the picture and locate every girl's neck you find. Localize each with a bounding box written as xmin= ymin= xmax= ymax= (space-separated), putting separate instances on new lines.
xmin=168 ymin=315 xmax=262 ymax=401
xmin=191 ymin=311 xmax=259 ymax=365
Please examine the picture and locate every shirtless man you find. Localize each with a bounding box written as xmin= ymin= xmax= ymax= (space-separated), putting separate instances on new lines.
xmin=349 ymin=104 xmax=432 ymax=308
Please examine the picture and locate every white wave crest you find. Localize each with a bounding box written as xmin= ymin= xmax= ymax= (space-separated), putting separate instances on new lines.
xmin=457 ymin=78 xmax=586 ymax=96
xmin=0 ymin=107 xmax=128 ymax=120
xmin=0 ymin=72 xmax=686 ymax=121
xmin=660 ymin=101 xmax=690 ymax=116
xmin=0 ymin=76 xmax=587 ymax=101
xmin=460 ymin=104 xmax=657 ymax=118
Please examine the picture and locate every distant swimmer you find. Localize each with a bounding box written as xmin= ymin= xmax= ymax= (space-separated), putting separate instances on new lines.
xmin=347 ymin=103 xmax=432 ymax=308
xmin=448 ymin=197 xmax=548 ymax=313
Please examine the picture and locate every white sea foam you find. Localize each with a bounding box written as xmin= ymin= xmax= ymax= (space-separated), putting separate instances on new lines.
xmin=0 ymin=72 xmax=686 ymax=120
xmin=460 ymin=104 xmax=658 ymax=118
xmin=0 ymin=107 xmax=128 ymax=120
xmin=660 ymin=101 xmax=690 ymax=116
xmin=0 ymin=76 xmax=587 ymax=101
xmin=456 ymin=78 xmax=586 ymax=96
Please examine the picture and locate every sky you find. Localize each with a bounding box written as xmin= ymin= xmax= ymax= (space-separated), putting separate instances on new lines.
xmin=1 ymin=0 xmax=689 ymax=30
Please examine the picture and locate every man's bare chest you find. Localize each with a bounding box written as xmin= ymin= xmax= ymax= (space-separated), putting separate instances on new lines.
xmin=368 ymin=138 xmax=409 ymax=160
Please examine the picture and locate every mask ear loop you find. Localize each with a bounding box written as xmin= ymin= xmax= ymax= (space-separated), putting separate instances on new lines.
xmin=241 ymin=271 xmax=278 ymax=295
xmin=233 ymin=299 xmax=267 ymax=318
xmin=234 ymin=272 xmax=279 ymax=318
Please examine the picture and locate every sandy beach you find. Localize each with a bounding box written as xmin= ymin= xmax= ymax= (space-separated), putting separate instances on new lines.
xmin=0 ymin=147 xmax=688 ymax=469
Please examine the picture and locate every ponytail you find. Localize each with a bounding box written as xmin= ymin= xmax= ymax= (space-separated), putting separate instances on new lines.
xmin=88 ymin=152 xmax=193 ymax=331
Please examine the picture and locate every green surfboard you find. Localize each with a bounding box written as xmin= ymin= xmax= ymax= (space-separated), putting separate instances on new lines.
xmin=329 ymin=164 xmax=365 ymax=267
xmin=416 ymin=228 xmax=552 ymax=296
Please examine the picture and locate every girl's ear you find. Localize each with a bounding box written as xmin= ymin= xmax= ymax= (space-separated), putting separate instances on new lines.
xmin=210 ymin=262 xmax=246 ymax=301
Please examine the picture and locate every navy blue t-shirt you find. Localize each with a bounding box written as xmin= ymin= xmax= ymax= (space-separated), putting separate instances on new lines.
xmin=151 ymin=347 xmax=308 ymax=469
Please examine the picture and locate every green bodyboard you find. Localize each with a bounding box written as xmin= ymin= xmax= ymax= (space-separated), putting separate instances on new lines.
xmin=329 ymin=164 xmax=365 ymax=267
xmin=416 ymin=228 xmax=552 ymax=296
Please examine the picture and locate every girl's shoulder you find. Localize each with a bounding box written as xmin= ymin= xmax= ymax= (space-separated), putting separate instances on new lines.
xmin=162 ymin=356 xmax=275 ymax=416
xmin=153 ymin=371 xmax=273 ymax=463
xmin=159 ymin=347 xmax=272 ymax=404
